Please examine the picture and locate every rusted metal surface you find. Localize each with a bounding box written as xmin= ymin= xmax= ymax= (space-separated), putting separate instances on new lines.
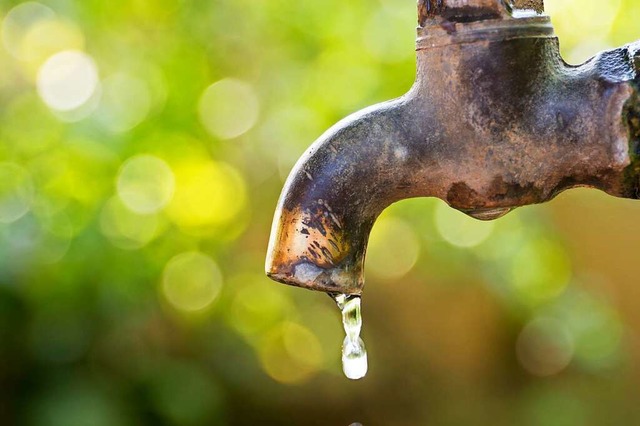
xmin=512 ymin=0 xmax=544 ymax=13
xmin=417 ymin=0 xmax=544 ymax=26
xmin=266 ymin=0 xmax=640 ymax=295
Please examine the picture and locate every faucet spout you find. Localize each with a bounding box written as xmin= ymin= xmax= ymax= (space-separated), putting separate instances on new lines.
xmin=266 ymin=98 xmax=423 ymax=294
xmin=266 ymin=0 xmax=640 ymax=295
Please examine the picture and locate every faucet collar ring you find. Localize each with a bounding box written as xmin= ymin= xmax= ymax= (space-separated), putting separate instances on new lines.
xmin=416 ymin=15 xmax=554 ymax=50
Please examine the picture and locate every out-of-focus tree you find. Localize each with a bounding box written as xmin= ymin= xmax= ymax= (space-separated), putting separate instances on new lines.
xmin=0 ymin=0 xmax=639 ymax=424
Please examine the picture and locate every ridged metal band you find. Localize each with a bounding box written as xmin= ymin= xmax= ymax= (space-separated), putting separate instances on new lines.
xmin=416 ymin=15 xmax=555 ymax=50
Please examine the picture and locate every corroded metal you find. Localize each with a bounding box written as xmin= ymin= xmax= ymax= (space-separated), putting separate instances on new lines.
xmin=266 ymin=0 xmax=640 ymax=295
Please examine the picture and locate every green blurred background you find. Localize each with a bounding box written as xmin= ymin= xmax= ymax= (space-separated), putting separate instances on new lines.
xmin=0 ymin=0 xmax=639 ymax=425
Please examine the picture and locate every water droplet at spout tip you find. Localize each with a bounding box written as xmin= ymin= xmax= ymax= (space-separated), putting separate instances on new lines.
xmin=329 ymin=292 xmax=360 ymax=310
xmin=342 ymin=355 xmax=368 ymax=380
xmin=329 ymin=292 xmax=347 ymax=309
xmin=342 ymin=337 xmax=368 ymax=380
xmin=334 ymin=292 xmax=367 ymax=380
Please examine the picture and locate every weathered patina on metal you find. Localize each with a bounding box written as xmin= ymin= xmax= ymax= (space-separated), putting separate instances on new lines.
xmin=266 ymin=0 xmax=640 ymax=295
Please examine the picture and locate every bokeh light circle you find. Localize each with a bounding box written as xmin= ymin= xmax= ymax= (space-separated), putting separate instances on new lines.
xmin=366 ymin=216 xmax=420 ymax=280
xmin=162 ymin=252 xmax=223 ymax=312
xmin=198 ymin=78 xmax=259 ymax=140
xmin=99 ymin=197 xmax=161 ymax=250
xmin=0 ymin=163 xmax=34 ymax=223
xmin=229 ymin=279 xmax=292 ymax=337
xmin=259 ymin=322 xmax=323 ymax=384
xmin=517 ymin=317 xmax=574 ymax=377
xmin=435 ymin=202 xmax=495 ymax=248
xmin=36 ymin=50 xmax=99 ymax=112
xmin=168 ymin=160 xmax=246 ymax=230
xmin=96 ymin=73 xmax=152 ymax=133
xmin=562 ymin=292 xmax=624 ymax=370
xmin=1 ymin=2 xmax=55 ymax=60
xmin=21 ymin=18 xmax=85 ymax=66
xmin=510 ymin=239 xmax=572 ymax=306
xmin=117 ymin=155 xmax=175 ymax=214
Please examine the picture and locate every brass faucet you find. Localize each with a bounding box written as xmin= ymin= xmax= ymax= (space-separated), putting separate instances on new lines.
xmin=266 ymin=0 xmax=640 ymax=296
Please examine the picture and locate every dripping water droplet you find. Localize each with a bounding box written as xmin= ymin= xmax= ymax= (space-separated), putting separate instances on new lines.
xmin=333 ymin=293 xmax=368 ymax=380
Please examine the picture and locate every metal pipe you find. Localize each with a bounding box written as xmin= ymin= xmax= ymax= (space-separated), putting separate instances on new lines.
xmin=266 ymin=0 xmax=640 ymax=295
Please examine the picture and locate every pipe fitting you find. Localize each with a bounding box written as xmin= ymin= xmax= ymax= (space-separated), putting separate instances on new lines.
xmin=266 ymin=1 xmax=640 ymax=295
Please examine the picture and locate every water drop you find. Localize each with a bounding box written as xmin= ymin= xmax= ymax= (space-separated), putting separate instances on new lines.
xmin=343 ymin=336 xmax=368 ymax=380
xmin=333 ymin=294 xmax=368 ymax=380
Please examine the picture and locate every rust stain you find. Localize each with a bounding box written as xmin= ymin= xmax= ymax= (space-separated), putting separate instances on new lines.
xmin=269 ymin=204 xmax=349 ymax=272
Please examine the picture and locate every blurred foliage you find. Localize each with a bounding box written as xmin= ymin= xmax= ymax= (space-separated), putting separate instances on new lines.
xmin=0 ymin=0 xmax=639 ymax=425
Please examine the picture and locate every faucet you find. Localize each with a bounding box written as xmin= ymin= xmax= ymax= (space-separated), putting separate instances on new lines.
xmin=266 ymin=0 xmax=640 ymax=296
